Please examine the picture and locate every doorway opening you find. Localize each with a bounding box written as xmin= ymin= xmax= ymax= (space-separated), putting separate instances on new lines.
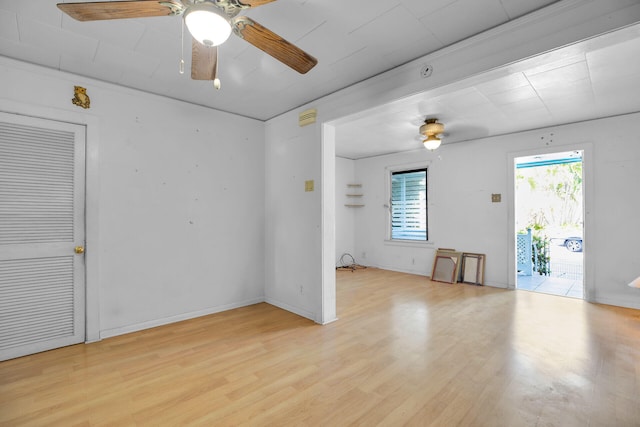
xmin=515 ymin=150 xmax=584 ymax=299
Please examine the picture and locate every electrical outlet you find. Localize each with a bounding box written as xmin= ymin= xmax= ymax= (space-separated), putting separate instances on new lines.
xmin=491 ymin=193 xmax=502 ymax=203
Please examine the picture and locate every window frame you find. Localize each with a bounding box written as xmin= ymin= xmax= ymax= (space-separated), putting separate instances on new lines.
xmin=385 ymin=161 xmax=431 ymax=245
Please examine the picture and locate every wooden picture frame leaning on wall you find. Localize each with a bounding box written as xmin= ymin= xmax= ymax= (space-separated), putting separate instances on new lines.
xmin=431 ymin=249 xmax=463 ymax=284
xmin=461 ymin=253 xmax=486 ymax=285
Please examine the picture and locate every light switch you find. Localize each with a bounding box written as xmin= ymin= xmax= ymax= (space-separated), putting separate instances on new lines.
xmin=305 ymin=180 xmax=314 ymax=192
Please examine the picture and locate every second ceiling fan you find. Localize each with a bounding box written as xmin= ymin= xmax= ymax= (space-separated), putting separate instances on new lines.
xmin=57 ymin=0 xmax=318 ymax=87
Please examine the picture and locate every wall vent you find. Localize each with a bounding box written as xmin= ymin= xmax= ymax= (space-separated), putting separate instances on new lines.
xmin=298 ymin=108 xmax=317 ymax=127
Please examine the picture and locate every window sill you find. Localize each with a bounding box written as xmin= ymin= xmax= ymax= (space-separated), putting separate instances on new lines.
xmin=384 ymin=239 xmax=434 ymax=248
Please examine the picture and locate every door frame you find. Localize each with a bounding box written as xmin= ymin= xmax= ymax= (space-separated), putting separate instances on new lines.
xmin=0 ymin=99 xmax=101 ymax=342
xmin=507 ymin=142 xmax=594 ymax=301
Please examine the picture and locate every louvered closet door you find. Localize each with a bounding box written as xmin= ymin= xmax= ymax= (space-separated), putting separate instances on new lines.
xmin=0 ymin=112 xmax=86 ymax=361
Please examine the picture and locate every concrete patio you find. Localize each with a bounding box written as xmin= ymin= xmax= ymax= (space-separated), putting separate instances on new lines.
xmin=517 ymin=243 xmax=584 ymax=299
xmin=517 ymin=274 xmax=583 ymax=299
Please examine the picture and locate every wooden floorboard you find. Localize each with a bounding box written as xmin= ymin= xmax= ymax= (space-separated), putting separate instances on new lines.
xmin=1 ymin=268 xmax=639 ymax=426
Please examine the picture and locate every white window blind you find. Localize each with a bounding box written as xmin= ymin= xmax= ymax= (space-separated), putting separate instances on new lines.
xmin=391 ymin=168 xmax=427 ymax=241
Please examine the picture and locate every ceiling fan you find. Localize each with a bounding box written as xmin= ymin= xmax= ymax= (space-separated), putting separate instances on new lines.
xmin=57 ymin=0 xmax=318 ymax=88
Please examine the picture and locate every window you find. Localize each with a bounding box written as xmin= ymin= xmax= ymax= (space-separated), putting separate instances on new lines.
xmin=391 ymin=168 xmax=428 ymax=241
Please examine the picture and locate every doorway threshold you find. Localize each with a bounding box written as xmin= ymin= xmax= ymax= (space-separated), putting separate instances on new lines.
xmin=517 ymin=275 xmax=583 ymax=299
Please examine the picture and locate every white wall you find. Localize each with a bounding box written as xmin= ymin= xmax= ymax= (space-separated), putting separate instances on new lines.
xmin=0 ymin=57 xmax=266 ymax=339
xmin=351 ymin=113 xmax=640 ymax=309
xmin=2 ymin=1 xmax=637 ymax=340
xmin=264 ymin=117 xmax=323 ymax=321
xmin=335 ymin=157 xmax=356 ymax=267
xmin=353 ymin=153 xmax=437 ymax=277
xmin=264 ymin=0 xmax=640 ymax=323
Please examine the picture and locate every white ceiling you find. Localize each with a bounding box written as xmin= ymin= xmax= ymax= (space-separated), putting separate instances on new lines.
xmin=0 ymin=1 xmax=639 ymax=159
xmin=0 ymin=0 xmax=559 ymax=121
xmin=335 ymin=22 xmax=640 ymax=159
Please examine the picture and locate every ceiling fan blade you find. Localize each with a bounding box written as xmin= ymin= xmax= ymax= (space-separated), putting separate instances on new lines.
xmin=191 ymin=39 xmax=218 ymax=81
xmin=57 ymin=0 xmax=182 ymax=22
xmin=238 ymin=0 xmax=278 ymax=7
xmin=232 ymin=16 xmax=317 ymax=74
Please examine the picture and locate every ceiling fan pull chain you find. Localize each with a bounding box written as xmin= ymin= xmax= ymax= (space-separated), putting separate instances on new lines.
xmin=179 ymin=18 xmax=185 ymax=74
xmin=214 ymin=53 xmax=221 ymax=90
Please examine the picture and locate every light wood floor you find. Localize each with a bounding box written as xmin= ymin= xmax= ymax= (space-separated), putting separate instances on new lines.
xmin=1 ymin=268 xmax=639 ymax=426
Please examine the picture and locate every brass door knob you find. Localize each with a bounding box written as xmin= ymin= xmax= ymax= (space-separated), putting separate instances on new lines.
xmin=75 ymin=246 xmax=85 ymax=254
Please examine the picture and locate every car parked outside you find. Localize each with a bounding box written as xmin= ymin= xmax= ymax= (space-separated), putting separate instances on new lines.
xmin=548 ymin=227 xmax=583 ymax=252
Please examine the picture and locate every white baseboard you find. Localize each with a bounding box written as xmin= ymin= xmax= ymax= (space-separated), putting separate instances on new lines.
xmin=366 ymin=263 xmax=430 ymax=277
xmin=320 ymin=316 xmax=339 ymax=325
xmin=99 ymin=297 xmax=265 ymax=339
xmin=484 ymin=282 xmax=508 ymax=289
xmin=264 ymin=297 xmax=317 ymax=322
xmin=593 ymin=296 xmax=640 ymax=311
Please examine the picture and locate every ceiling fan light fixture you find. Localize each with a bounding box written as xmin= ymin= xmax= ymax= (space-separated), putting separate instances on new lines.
xmin=184 ymin=5 xmax=231 ymax=47
xmin=423 ymin=134 xmax=441 ymax=150
xmin=420 ymin=118 xmax=444 ymax=150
